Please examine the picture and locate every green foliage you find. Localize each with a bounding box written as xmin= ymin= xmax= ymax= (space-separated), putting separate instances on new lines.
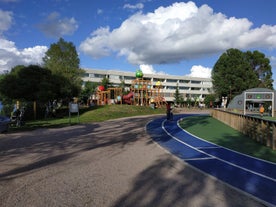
xmin=204 ymin=94 xmax=216 ymax=107
xmin=174 ymin=83 xmax=181 ymax=105
xmin=245 ymin=50 xmax=273 ymax=89
xmin=101 ymin=76 xmax=113 ymax=89
xmin=119 ymin=80 xmax=126 ymax=94
xmin=212 ymin=48 xmax=265 ymax=101
xmin=0 ymin=65 xmax=73 ymax=102
xmin=43 ymin=38 xmax=84 ymax=97
xmin=80 ymin=81 xmax=98 ymax=104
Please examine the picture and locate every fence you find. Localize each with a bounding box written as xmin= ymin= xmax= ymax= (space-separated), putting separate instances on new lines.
xmin=212 ymin=109 xmax=276 ymax=150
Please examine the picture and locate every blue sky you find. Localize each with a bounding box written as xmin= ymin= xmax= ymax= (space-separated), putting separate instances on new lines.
xmin=0 ymin=0 xmax=276 ymax=87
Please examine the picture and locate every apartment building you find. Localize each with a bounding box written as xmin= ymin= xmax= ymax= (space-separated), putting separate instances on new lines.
xmin=82 ymin=68 xmax=213 ymax=102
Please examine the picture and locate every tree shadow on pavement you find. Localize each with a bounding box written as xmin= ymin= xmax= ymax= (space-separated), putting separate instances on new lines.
xmin=0 ymin=117 xmax=153 ymax=181
xmin=112 ymin=154 xmax=266 ymax=207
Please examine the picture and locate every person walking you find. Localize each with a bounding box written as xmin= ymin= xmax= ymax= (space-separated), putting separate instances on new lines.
xmin=166 ymin=102 xmax=173 ymax=120
xmin=259 ymin=104 xmax=265 ymax=118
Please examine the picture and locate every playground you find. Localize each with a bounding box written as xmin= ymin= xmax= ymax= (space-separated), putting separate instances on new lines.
xmin=95 ymin=69 xmax=166 ymax=108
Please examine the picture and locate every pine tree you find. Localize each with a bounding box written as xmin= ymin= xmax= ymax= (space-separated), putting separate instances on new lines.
xmin=174 ymin=83 xmax=181 ymax=105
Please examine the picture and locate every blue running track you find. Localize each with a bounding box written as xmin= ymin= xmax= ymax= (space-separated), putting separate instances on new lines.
xmin=146 ymin=114 xmax=276 ymax=207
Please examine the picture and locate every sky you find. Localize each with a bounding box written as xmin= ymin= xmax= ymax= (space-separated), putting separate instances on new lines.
xmin=0 ymin=0 xmax=276 ymax=87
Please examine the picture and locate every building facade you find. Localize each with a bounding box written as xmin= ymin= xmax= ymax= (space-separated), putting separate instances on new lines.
xmin=82 ymin=68 xmax=213 ymax=102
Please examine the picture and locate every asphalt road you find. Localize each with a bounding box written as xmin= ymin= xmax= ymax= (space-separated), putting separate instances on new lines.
xmin=0 ymin=115 xmax=266 ymax=207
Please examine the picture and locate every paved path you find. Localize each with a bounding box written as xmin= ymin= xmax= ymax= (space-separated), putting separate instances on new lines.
xmin=0 ymin=115 xmax=267 ymax=207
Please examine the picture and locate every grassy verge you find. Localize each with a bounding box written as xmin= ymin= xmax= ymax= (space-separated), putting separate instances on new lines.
xmin=8 ymin=105 xmax=165 ymax=132
xmin=179 ymin=115 xmax=276 ymax=163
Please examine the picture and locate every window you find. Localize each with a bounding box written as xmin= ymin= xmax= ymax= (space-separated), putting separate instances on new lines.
xmin=92 ymin=74 xmax=105 ymax=78
xmin=153 ymin=78 xmax=165 ymax=82
xmin=109 ymin=75 xmax=120 ymax=80
xmin=179 ymin=87 xmax=189 ymax=90
xmin=191 ymin=80 xmax=201 ymax=84
xmin=179 ymin=80 xmax=190 ymax=83
xmin=124 ymin=76 xmax=136 ymax=80
xmin=166 ymin=79 xmax=178 ymax=83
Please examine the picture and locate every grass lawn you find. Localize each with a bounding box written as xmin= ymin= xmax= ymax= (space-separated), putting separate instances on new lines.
xmin=179 ymin=115 xmax=276 ymax=163
xmin=9 ymin=105 xmax=165 ymax=131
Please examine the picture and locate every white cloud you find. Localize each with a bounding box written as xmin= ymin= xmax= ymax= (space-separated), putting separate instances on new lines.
xmin=0 ymin=38 xmax=48 ymax=73
xmin=80 ymin=2 xmax=276 ymax=66
xmin=38 ymin=12 xmax=78 ymax=38
xmin=123 ymin=3 xmax=144 ymax=10
xmin=187 ymin=65 xmax=212 ymax=78
xmin=0 ymin=9 xmax=48 ymax=73
xmin=139 ymin=64 xmax=166 ymax=75
xmin=0 ymin=9 xmax=13 ymax=34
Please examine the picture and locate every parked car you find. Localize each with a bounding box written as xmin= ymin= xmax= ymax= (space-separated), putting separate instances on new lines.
xmin=0 ymin=115 xmax=10 ymax=133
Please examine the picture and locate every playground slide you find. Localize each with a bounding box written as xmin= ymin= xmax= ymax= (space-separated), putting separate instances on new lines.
xmin=123 ymin=92 xmax=133 ymax=104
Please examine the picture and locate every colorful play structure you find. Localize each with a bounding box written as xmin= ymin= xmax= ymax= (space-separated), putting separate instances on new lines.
xmin=96 ymin=69 xmax=165 ymax=107
xmin=96 ymin=87 xmax=123 ymax=105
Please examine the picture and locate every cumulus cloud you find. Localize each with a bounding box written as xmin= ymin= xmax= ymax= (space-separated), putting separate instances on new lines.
xmin=187 ymin=65 xmax=212 ymax=78
xmin=0 ymin=9 xmax=47 ymax=73
xmin=0 ymin=9 xmax=13 ymax=34
xmin=80 ymin=2 xmax=276 ymax=66
xmin=38 ymin=12 xmax=78 ymax=38
xmin=139 ymin=64 xmax=166 ymax=75
xmin=0 ymin=38 xmax=48 ymax=73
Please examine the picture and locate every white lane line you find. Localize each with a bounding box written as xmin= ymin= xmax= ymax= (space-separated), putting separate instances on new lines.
xmin=183 ymin=157 xmax=215 ymax=161
xmin=162 ymin=119 xmax=276 ymax=183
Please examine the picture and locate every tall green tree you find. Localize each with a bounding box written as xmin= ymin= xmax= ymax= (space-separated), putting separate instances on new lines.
xmin=212 ymin=48 xmax=265 ymax=101
xmin=43 ymin=38 xmax=83 ymax=97
xmin=80 ymin=81 xmax=98 ymax=104
xmin=245 ymin=50 xmax=273 ymax=89
xmin=0 ymin=65 xmax=71 ymax=102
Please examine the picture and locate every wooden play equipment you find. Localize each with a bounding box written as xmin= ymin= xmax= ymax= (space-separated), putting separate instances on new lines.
xmin=96 ymin=87 xmax=123 ymax=105
xmin=128 ymin=70 xmax=165 ymax=107
xmin=108 ymin=88 xmax=122 ymax=104
xmin=96 ymin=70 xmax=165 ymax=107
xmin=151 ymin=81 xmax=165 ymax=108
xmin=131 ymin=79 xmax=152 ymax=106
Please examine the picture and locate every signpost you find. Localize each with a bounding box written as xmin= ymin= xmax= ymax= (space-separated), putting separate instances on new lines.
xmin=69 ymin=102 xmax=79 ymax=124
